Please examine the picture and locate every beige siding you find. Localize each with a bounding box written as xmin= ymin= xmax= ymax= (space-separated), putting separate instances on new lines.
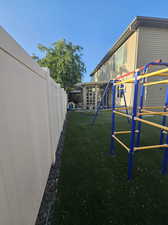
xmin=124 ymin=31 xmax=138 ymax=73
xmin=137 ymin=26 xmax=168 ymax=66
xmin=137 ymin=27 xmax=168 ymax=106
xmin=94 ymin=31 xmax=138 ymax=81
xmin=92 ymin=23 xmax=168 ymax=109
xmin=93 ymin=31 xmax=138 ymax=107
xmin=121 ymin=31 xmax=138 ymax=107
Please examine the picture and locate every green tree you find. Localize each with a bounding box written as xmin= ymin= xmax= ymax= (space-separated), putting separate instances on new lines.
xmin=32 ymin=39 xmax=86 ymax=90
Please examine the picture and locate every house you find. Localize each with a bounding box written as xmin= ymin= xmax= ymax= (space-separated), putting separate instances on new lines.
xmin=82 ymin=16 xmax=168 ymax=109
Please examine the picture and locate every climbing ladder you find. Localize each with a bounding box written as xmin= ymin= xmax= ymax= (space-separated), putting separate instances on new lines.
xmin=91 ymin=80 xmax=112 ymax=125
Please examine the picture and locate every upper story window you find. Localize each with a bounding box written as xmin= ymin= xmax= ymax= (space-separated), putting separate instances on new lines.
xmin=93 ymin=42 xmax=128 ymax=82
xmin=91 ymin=76 xmax=95 ymax=82
xmin=113 ymin=43 xmax=127 ymax=73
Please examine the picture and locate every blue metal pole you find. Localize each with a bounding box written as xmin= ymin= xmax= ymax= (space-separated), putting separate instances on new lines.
xmin=160 ymin=108 xmax=167 ymax=145
xmin=135 ymin=64 xmax=149 ymax=147
xmin=161 ymin=85 xmax=168 ymax=174
xmin=110 ymin=82 xmax=116 ymax=154
xmin=128 ymin=71 xmax=140 ymax=179
xmin=160 ymin=86 xmax=168 ymax=144
xmin=143 ymin=62 xmax=168 ymax=72
xmin=122 ymin=87 xmax=130 ymax=124
xmin=161 ymin=135 xmax=168 ymax=174
xmin=91 ymin=80 xmax=112 ymax=125
xmin=136 ymin=79 xmax=145 ymax=147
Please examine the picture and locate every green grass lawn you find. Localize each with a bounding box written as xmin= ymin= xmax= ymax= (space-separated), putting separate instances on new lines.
xmin=52 ymin=111 xmax=168 ymax=225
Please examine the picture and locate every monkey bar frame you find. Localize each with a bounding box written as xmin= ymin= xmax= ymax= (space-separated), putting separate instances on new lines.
xmin=110 ymin=61 xmax=168 ymax=179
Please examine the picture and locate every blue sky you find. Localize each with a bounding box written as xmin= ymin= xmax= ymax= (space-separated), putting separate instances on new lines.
xmin=1 ymin=0 xmax=168 ymax=82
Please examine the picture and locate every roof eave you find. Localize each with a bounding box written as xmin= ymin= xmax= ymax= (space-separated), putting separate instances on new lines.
xmin=90 ymin=16 xmax=168 ymax=76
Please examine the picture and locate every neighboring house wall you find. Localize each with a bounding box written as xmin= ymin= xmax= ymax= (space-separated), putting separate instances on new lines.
xmin=137 ymin=26 xmax=168 ymax=106
xmin=0 ymin=27 xmax=67 ymax=225
xmin=119 ymin=31 xmax=138 ymax=107
xmin=92 ymin=31 xmax=138 ymax=107
xmin=91 ymin=25 xmax=168 ymax=108
xmin=93 ymin=31 xmax=138 ymax=82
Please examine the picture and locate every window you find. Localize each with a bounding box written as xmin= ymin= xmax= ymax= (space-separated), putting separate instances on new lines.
xmin=86 ymin=86 xmax=96 ymax=108
xmin=117 ymin=84 xmax=125 ymax=98
xmin=113 ymin=43 xmax=127 ymax=73
xmin=95 ymin=42 xmax=128 ymax=81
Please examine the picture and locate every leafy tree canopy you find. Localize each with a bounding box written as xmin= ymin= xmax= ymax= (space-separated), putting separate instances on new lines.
xmin=32 ymin=39 xmax=86 ymax=90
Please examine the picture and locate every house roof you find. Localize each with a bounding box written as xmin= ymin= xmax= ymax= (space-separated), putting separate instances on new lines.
xmin=90 ymin=16 xmax=168 ymax=76
xmin=75 ymin=81 xmax=108 ymax=87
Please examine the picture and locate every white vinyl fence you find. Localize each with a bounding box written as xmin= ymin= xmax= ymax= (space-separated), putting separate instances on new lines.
xmin=0 ymin=26 xmax=67 ymax=225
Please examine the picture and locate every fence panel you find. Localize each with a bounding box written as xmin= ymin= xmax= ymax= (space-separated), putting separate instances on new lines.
xmin=0 ymin=27 xmax=67 ymax=225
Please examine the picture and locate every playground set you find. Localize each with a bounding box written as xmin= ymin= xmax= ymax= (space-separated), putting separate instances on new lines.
xmin=93 ymin=60 xmax=168 ymax=179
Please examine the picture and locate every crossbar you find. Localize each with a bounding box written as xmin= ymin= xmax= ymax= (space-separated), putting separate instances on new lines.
xmin=157 ymin=73 xmax=168 ymax=76
xmin=114 ymin=131 xmax=131 ymax=135
xmin=141 ymin=109 xmax=154 ymax=113
xmin=114 ymin=68 xmax=168 ymax=87
xmin=138 ymin=67 xmax=168 ymax=80
xmin=114 ymin=110 xmax=132 ymax=118
xmin=138 ymin=111 xmax=168 ymax=116
xmin=114 ymin=78 xmax=134 ymax=86
xmin=114 ymin=130 xmax=139 ymax=135
xmin=112 ymin=135 xmax=130 ymax=152
xmin=141 ymin=109 xmax=158 ymax=112
xmin=134 ymin=144 xmax=168 ymax=151
xmin=134 ymin=117 xmax=168 ymax=131
xmin=115 ymin=107 xmax=129 ymax=110
xmin=142 ymin=106 xmax=164 ymax=109
xmin=144 ymin=79 xmax=168 ymax=86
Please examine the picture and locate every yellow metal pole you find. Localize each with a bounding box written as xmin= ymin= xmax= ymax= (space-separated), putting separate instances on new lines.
xmin=114 ymin=78 xmax=134 ymax=86
xmin=134 ymin=117 xmax=168 ymax=131
xmin=114 ymin=131 xmax=131 ymax=135
xmin=114 ymin=110 xmax=132 ymax=118
xmin=115 ymin=107 xmax=129 ymax=110
xmin=141 ymin=109 xmax=154 ymax=113
xmin=157 ymin=73 xmax=168 ymax=76
xmin=144 ymin=79 xmax=168 ymax=86
xmin=142 ymin=106 xmax=164 ymax=109
xmin=134 ymin=144 xmax=168 ymax=151
xmin=112 ymin=135 xmax=130 ymax=152
xmin=114 ymin=130 xmax=139 ymax=135
xmin=138 ymin=111 xmax=168 ymax=116
xmin=138 ymin=67 xmax=168 ymax=80
xmin=114 ymin=68 xmax=168 ymax=86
